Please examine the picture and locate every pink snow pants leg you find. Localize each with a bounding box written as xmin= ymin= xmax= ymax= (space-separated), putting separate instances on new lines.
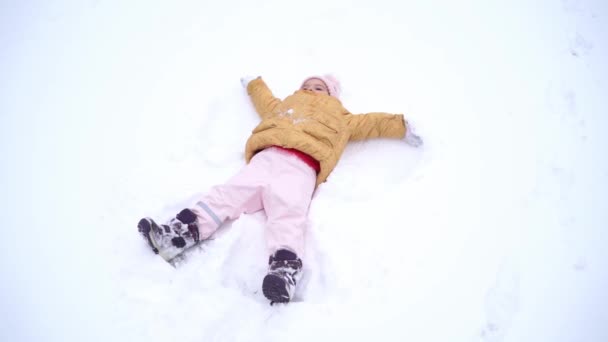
xmin=190 ymin=147 xmax=316 ymax=257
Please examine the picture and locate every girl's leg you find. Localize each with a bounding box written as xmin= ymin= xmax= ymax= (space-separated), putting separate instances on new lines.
xmin=259 ymin=147 xmax=316 ymax=303
xmin=139 ymin=150 xmax=276 ymax=261
xmin=261 ymin=147 xmax=316 ymax=258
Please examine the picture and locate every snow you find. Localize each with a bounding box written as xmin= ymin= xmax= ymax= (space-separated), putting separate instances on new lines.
xmin=1 ymin=0 xmax=607 ymax=341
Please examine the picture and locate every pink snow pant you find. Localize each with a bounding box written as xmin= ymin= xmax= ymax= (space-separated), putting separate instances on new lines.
xmin=190 ymin=147 xmax=316 ymax=257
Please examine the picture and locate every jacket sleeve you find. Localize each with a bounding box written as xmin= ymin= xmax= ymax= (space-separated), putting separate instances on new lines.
xmin=345 ymin=112 xmax=407 ymax=141
xmin=246 ymin=77 xmax=281 ymax=119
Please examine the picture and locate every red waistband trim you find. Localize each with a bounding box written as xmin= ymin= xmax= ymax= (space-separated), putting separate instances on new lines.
xmin=273 ymin=146 xmax=320 ymax=173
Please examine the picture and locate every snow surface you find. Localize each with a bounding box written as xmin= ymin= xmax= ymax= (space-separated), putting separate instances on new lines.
xmin=1 ymin=1 xmax=607 ymax=341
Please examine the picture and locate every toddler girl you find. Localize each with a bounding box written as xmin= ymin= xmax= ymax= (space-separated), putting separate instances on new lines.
xmin=137 ymin=74 xmax=422 ymax=304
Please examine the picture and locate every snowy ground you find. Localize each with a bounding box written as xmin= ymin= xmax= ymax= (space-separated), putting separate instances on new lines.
xmin=1 ymin=1 xmax=607 ymax=341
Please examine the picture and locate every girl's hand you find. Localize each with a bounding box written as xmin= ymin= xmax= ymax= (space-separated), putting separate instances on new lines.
xmin=240 ymin=76 xmax=258 ymax=88
xmin=404 ymin=120 xmax=423 ymax=147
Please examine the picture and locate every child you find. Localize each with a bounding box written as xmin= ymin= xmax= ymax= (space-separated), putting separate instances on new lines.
xmin=137 ymin=75 xmax=423 ymax=304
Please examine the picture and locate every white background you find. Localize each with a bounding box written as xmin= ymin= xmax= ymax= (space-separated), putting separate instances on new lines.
xmin=1 ymin=1 xmax=607 ymax=341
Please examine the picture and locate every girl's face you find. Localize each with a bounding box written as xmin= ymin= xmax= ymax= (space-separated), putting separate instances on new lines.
xmin=301 ymin=78 xmax=329 ymax=95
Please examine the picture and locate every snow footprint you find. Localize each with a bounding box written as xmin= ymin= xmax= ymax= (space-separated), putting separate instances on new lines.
xmin=569 ymin=32 xmax=593 ymax=57
xmin=480 ymin=263 xmax=520 ymax=342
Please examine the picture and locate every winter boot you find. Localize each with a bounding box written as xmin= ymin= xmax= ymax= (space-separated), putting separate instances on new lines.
xmin=137 ymin=208 xmax=201 ymax=261
xmin=262 ymin=249 xmax=303 ymax=304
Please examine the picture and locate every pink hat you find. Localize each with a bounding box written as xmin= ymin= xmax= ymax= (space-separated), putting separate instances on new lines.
xmin=301 ymin=74 xmax=342 ymax=98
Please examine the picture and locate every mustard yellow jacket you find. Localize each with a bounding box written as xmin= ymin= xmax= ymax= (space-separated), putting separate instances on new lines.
xmin=245 ymin=77 xmax=407 ymax=187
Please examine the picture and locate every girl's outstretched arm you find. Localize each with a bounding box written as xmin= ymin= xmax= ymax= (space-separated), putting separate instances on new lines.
xmin=244 ymin=77 xmax=282 ymax=120
xmin=345 ymin=112 xmax=407 ymax=141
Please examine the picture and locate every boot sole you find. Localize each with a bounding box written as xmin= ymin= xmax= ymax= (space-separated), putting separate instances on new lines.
xmin=137 ymin=218 xmax=159 ymax=255
xmin=262 ymin=274 xmax=290 ymax=304
xmin=138 ymin=218 xmax=191 ymax=263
